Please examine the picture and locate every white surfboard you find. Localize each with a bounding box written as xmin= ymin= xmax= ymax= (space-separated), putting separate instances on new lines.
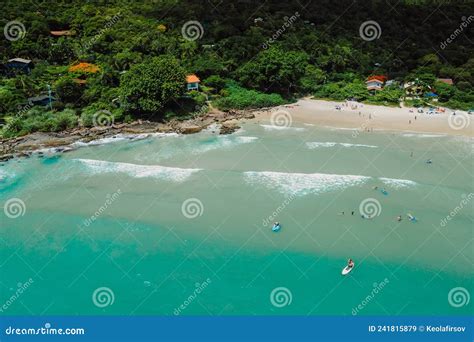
xmin=341 ymin=264 xmax=354 ymax=275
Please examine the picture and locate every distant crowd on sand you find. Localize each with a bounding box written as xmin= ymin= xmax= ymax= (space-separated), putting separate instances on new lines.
xmin=334 ymin=100 xmax=427 ymax=131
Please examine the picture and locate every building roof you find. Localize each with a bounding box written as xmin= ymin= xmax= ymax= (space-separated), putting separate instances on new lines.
xmin=50 ymin=30 xmax=75 ymax=36
xmin=186 ymin=74 xmax=200 ymax=83
xmin=437 ymin=78 xmax=454 ymax=85
xmin=366 ymin=79 xmax=384 ymax=84
xmin=8 ymin=58 xmax=32 ymax=64
xmin=68 ymin=62 xmax=100 ymax=73
xmin=367 ymin=75 xmax=387 ymax=83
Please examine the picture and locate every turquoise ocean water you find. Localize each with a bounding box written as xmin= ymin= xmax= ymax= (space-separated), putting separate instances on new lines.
xmin=1 ymin=122 xmax=472 ymax=315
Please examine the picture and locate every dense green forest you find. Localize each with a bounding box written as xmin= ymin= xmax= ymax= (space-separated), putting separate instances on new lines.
xmin=1 ymin=0 xmax=473 ymax=138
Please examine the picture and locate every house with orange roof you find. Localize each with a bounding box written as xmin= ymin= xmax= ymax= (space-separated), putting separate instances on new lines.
xmin=366 ymin=75 xmax=387 ymax=92
xmin=186 ymin=74 xmax=200 ymax=91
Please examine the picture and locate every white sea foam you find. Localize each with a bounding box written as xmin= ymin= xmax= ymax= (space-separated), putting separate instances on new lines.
xmin=306 ymin=142 xmax=337 ymax=148
xmin=191 ymin=136 xmax=258 ymax=155
xmin=401 ymin=133 xmax=446 ymax=138
xmin=74 ymin=159 xmax=201 ymax=182
xmin=244 ymin=171 xmax=370 ymax=196
xmin=306 ymin=142 xmax=377 ymax=149
xmin=0 ymin=168 xmax=11 ymax=182
xmin=321 ymin=126 xmax=358 ymax=131
xmin=260 ymin=124 xmax=305 ymax=132
xmin=379 ymin=177 xmax=417 ymax=189
xmin=72 ymin=133 xmax=178 ymax=148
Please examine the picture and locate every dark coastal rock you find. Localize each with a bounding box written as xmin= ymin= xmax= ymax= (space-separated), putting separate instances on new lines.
xmin=220 ymin=122 xmax=240 ymax=135
xmin=0 ymin=153 xmax=14 ymax=161
xmin=179 ymin=125 xmax=203 ymax=134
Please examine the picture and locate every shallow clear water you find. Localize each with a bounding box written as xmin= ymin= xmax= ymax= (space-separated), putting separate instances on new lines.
xmin=1 ymin=122 xmax=472 ymax=315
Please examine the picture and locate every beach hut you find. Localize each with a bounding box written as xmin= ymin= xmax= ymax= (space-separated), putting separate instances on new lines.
xmin=6 ymin=58 xmax=34 ymax=73
xmin=186 ymin=74 xmax=200 ymax=91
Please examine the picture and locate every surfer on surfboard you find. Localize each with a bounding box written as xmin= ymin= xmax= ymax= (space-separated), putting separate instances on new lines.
xmin=342 ymin=258 xmax=355 ymax=275
xmin=272 ymin=222 xmax=281 ymax=232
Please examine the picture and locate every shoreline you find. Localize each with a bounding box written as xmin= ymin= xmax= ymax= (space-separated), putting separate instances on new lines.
xmin=1 ymin=98 xmax=472 ymax=161
xmin=0 ymin=109 xmax=254 ymax=161
xmin=253 ymin=98 xmax=473 ymax=137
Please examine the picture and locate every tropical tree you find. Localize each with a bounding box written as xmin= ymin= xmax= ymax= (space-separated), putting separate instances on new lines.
xmin=119 ymin=55 xmax=186 ymax=115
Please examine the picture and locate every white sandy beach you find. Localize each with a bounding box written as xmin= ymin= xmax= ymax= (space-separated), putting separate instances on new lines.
xmin=254 ymin=98 xmax=473 ymax=137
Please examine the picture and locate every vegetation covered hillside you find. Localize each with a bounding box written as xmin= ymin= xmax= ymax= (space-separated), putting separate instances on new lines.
xmin=1 ymin=0 xmax=473 ymax=138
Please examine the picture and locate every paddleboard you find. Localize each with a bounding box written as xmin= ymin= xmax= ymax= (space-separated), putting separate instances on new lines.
xmin=341 ymin=264 xmax=354 ymax=275
xmin=272 ymin=224 xmax=281 ymax=232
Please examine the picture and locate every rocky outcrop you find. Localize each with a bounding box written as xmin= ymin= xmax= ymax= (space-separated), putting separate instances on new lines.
xmin=179 ymin=124 xmax=202 ymax=134
xmin=220 ymin=122 xmax=240 ymax=135
xmin=0 ymin=108 xmax=259 ymax=161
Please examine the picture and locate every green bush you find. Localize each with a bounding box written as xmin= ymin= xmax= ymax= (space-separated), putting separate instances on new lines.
xmin=80 ymin=103 xmax=123 ymax=127
xmin=214 ymin=85 xmax=286 ymax=110
xmin=1 ymin=108 xmax=78 ymax=138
